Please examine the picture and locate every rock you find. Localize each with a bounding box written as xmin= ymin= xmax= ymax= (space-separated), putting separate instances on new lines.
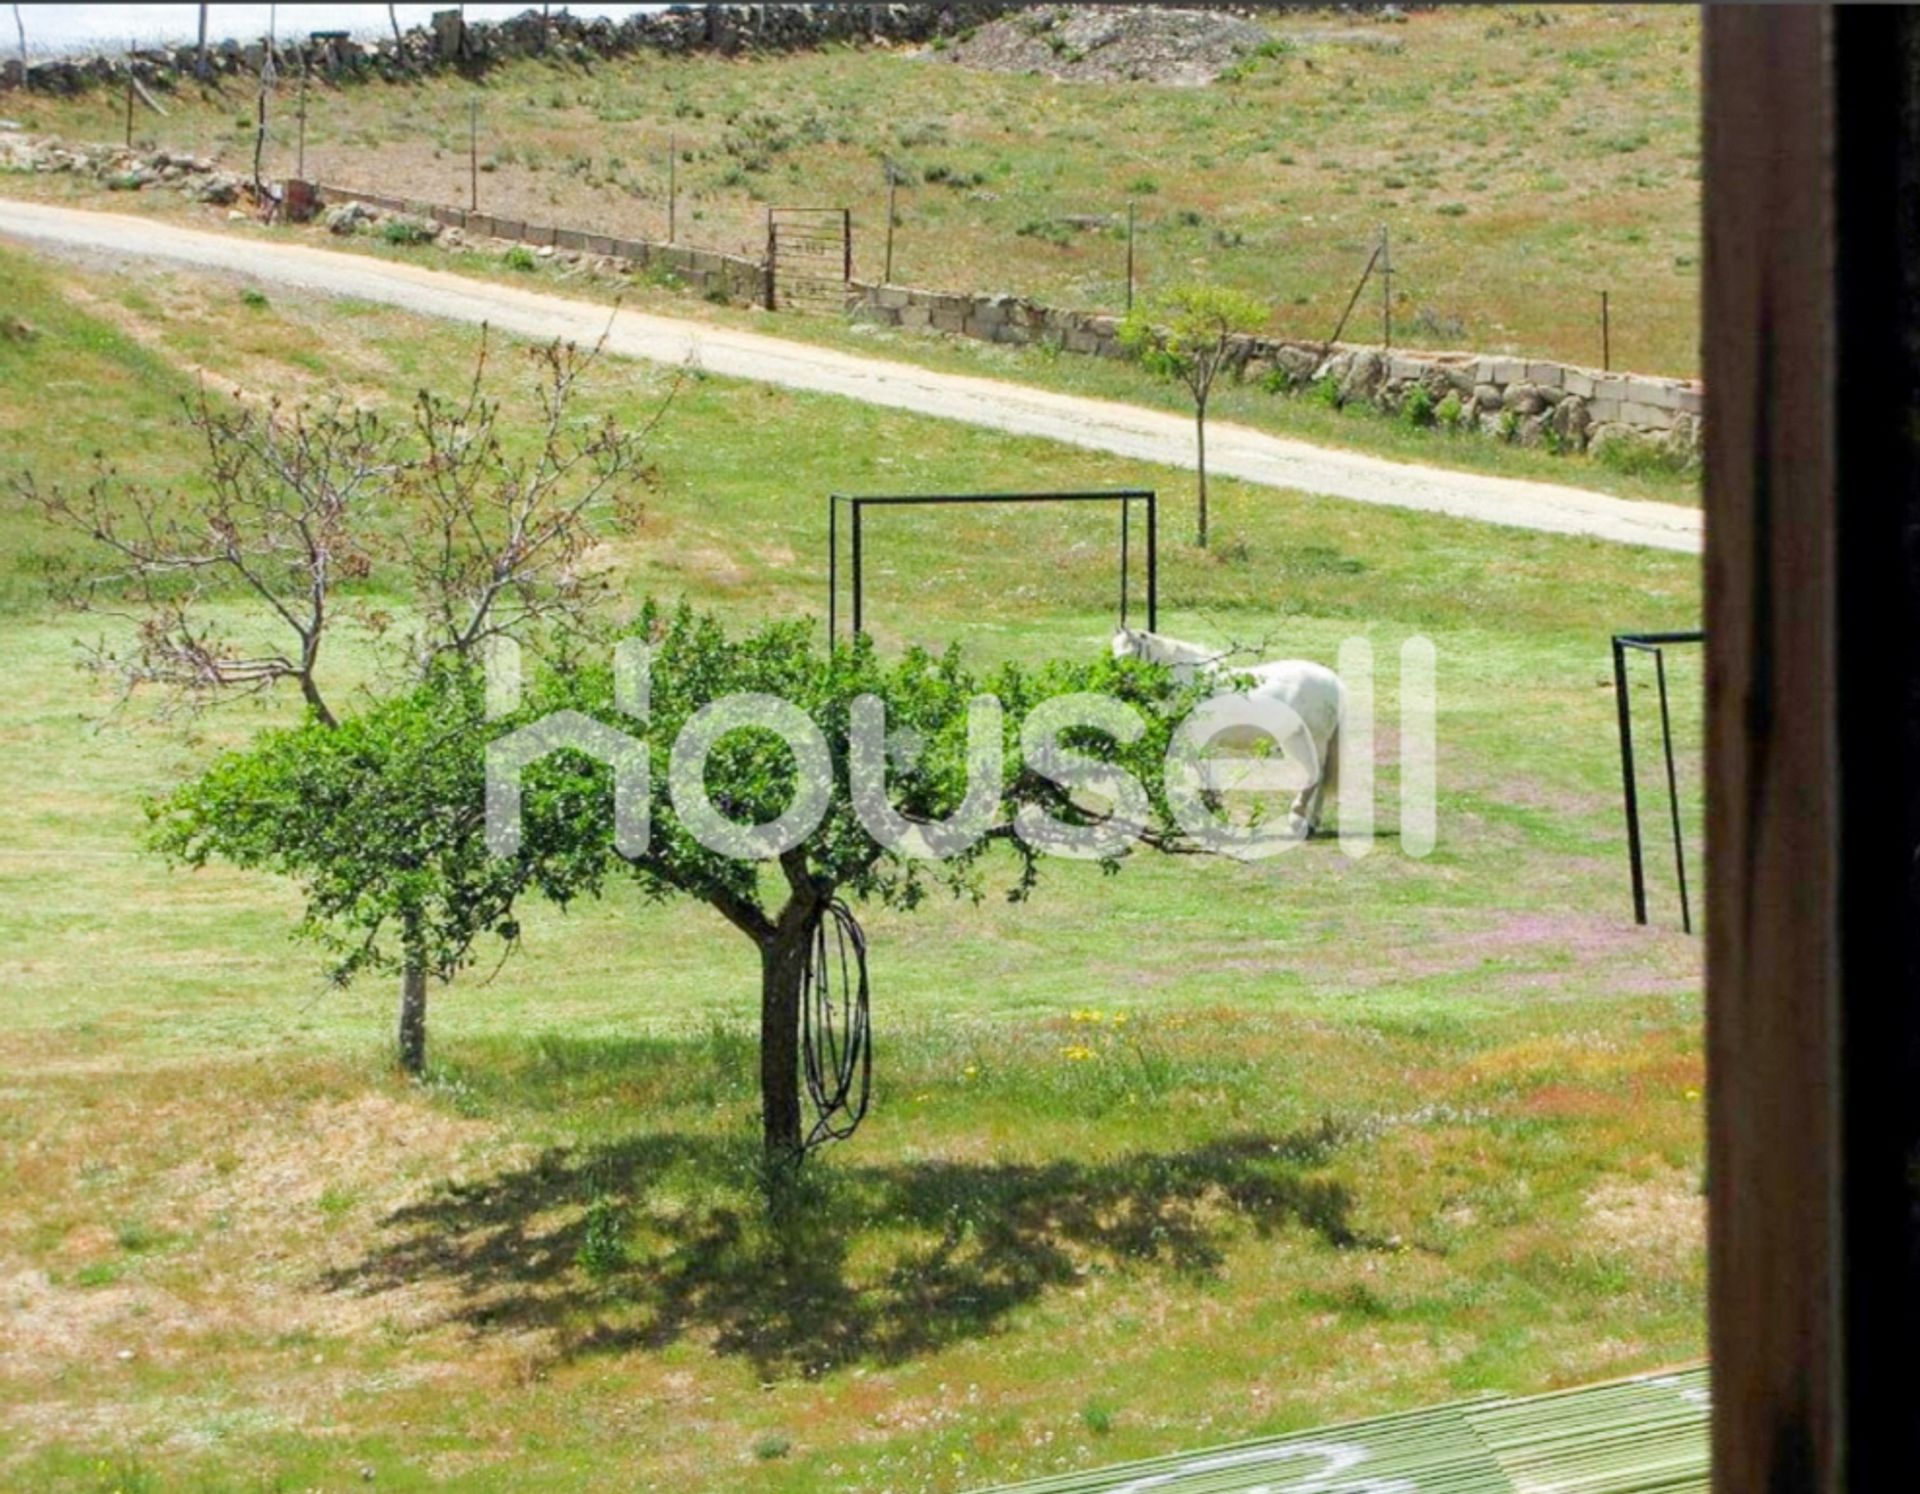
xmin=323 ymin=200 xmax=378 ymax=235
xmin=1551 ymin=394 xmax=1591 ymax=446
xmin=191 ymin=171 xmax=242 ymax=205
xmin=1501 ymin=383 xmax=1547 ymax=416
xmin=1339 ymin=348 xmax=1387 ymax=404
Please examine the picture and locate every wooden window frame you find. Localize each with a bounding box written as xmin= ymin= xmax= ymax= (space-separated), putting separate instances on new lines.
xmin=1703 ymin=8 xmax=1919 ymax=1487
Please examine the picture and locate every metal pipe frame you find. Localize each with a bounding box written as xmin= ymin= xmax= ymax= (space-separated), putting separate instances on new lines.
xmin=828 ymin=490 xmax=1158 ymax=646
xmin=1613 ymin=629 xmax=1704 ymax=930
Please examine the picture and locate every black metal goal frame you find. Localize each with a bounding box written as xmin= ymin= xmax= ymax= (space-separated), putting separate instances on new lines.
xmin=827 ymin=490 xmax=1158 ymax=645
xmin=1612 ymin=629 xmax=1703 ymax=932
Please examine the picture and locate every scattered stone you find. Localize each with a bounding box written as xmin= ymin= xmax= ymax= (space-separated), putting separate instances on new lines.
xmin=931 ymin=6 xmax=1271 ymax=87
xmin=324 ymin=200 xmax=379 ymax=235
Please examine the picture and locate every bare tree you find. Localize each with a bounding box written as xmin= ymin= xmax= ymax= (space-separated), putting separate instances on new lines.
xmin=16 ymin=329 xmax=664 ymax=1072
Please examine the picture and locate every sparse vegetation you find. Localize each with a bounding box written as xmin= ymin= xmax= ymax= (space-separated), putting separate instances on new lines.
xmin=6 ymin=5 xmax=1703 ymax=374
xmin=0 ymin=9 xmax=1706 ymax=1481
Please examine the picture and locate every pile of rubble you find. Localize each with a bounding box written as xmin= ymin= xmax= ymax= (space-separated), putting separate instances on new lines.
xmin=0 ymin=132 xmax=248 ymax=205
xmin=930 ymin=5 xmax=1275 ymax=86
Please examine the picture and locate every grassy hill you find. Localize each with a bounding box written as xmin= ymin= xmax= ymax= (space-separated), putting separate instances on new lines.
xmin=13 ymin=5 xmax=1702 ymax=375
xmin=0 ymin=239 xmax=1703 ymax=1491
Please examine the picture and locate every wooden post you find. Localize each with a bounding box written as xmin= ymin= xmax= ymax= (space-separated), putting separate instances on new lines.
xmin=764 ymin=208 xmax=776 ymax=311
xmin=124 ymin=71 xmax=134 ymax=148
xmin=1380 ymin=223 xmax=1392 ymax=349
xmin=1126 ymin=198 xmax=1136 ymax=313
xmin=14 ymin=3 xmax=28 ymax=78
xmin=195 ymin=2 xmax=208 ymax=79
xmin=295 ymin=57 xmax=308 ymax=179
xmin=1601 ymin=289 xmax=1611 ymax=371
xmin=668 ymin=131 xmax=677 ymax=243
xmin=468 ymin=98 xmax=478 ymax=212
xmin=1703 ymin=7 xmax=1920 ymax=1488
xmin=884 ymin=161 xmax=897 ymax=285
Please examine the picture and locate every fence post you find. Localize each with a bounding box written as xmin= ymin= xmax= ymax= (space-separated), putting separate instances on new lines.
xmin=1126 ymin=199 xmax=1135 ymax=314
xmin=1601 ymin=289 xmax=1611 ymax=371
xmin=764 ymin=208 xmax=777 ymax=311
xmin=1380 ymin=223 xmax=1392 ymax=349
xmin=843 ymin=207 xmax=852 ymax=289
xmin=667 ymin=131 xmax=677 ymax=243
xmin=884 ymin=160 xmax=897 ymax=284
xmin=468 ymin=98 xmax=478 ymax=212
xmin=296 ymin=56 xmax=308 ymax=178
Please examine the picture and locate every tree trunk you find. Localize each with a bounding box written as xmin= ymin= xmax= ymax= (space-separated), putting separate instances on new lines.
xmin=1195 ymin=398 xmax=1210 ymax=548
xmin=398 ymin=960 xmax=428 ymax=1076
xmin=759 ymin=924 xmax=811 ymax=1159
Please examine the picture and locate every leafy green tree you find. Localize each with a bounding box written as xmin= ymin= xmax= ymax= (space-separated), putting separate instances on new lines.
xmin=1119 ymin=283 xmax=1269 ymax=548
xmin=154 ymin=602 xmax=1197 ymax=1160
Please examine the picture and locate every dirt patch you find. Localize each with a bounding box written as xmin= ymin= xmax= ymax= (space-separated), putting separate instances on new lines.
xmin=1583 ymin=1167 xmax=1704 ymax=1266
xmin=929 ymin=6 xmax=1271 ymax=86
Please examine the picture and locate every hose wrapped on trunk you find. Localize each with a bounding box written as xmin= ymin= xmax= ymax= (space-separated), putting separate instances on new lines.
xmin=800 ymin=899 xmax=872 ymax=1151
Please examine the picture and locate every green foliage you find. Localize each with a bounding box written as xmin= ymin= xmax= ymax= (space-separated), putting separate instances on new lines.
xmin=1400 ymin=385 xmax=1436 ymax=429
xmin=1117 ymin=283 xmax=1268 ymax=398
xmin=148 ymin=664 xmax=562 ymax=984
xmin=1313 ymin=373 xmax=1346 ymax=410
xmin=1435 ymin=391 xmax=1465 ymax=430
xmin=503 ymin=244 xmax=538 ymax=272
xmin=578 ymin=1192 xmax=629 ymax=1276
xmin=379 ymin=217 xmax=437 ymax=246
xmin=508 ymin=601 xmax=1198 ymax=925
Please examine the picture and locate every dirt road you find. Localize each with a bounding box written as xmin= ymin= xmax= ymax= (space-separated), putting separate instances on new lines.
xmin=0 ymin=199 xmax=1701 ymax=554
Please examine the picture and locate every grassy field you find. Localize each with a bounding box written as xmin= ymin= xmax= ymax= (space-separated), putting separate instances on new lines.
xmin=0 ymin=244 xmax=1704 ymax=1492
xmin=10 ymin=4 xmax=1702 ymax=376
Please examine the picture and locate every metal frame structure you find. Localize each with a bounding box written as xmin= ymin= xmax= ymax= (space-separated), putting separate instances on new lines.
xmin=827 ymin=490 xmax=1158 ymax=645
xmin=765 ymin=206 xmax=852 ymax=313
xmin=1611 ymin=629 xmax=1703 ymax=932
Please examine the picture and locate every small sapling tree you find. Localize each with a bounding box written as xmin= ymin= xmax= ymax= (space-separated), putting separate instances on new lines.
xmin=1119 ymin=283 xmax=1269 ymax=548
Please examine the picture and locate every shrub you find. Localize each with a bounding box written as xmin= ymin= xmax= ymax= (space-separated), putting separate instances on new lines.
xmin=578 ymin=1194 xmax=628 ymax=1277
xmin=1313 ymin=374 xmax=1345 ymax=410
xmin=1127 ymin=175 xmax=1159 ymax=195
xmin=379 ymin=218 xmax=436 ymax=247
xmin=1401 ymin=386 xmax=1436 ymax=429
xmin=753 ymin=1435 xmax=793 ymax=1462
xmin=239 ymin=288 xmax=269 ymax=310
xmin=1435 ymin=391 xmax=1465 ymax=429
xmin=503 ymin=244 xmax=538 ymax=272
xmin=1498 ymin=408 xmax=1521 ymax=442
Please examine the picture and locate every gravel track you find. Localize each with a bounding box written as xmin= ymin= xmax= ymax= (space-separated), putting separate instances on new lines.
xmin=0 ymin=200 xmax=1701 ymax=555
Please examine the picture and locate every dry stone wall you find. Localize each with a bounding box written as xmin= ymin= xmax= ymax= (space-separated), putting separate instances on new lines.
xmin=1 ymin=4 xmax=1014 ymax=95
xmin=848 ymin=283 xmax=1703 ymax=458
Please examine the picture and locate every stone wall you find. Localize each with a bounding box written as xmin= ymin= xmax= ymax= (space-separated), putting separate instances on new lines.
xmin=848 ymin=283 xmax=1703 ymax=458
xmin=310 ymin=182 xmax=770 ymax=306
xmin=1 ymin=4 xmax=1013 ymax=95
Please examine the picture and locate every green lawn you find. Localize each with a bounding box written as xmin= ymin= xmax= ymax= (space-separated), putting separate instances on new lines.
xmin=0 ymin=245 xmax=1703 ymax=1492
xmin=12 ymin=6 xmax=1701 ymax=376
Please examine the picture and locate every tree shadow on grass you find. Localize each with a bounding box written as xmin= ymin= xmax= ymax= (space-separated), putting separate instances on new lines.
xmin=323 ymin=1125 xmax=1375 ymax=1377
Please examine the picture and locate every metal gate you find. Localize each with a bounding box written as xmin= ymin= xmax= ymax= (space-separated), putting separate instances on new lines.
xmin=766 ymin=207 xmax=852 ymax=313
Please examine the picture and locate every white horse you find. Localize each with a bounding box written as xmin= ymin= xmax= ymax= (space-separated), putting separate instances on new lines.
xmin=1111 ymin=627 xmax=1347 ymax=838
